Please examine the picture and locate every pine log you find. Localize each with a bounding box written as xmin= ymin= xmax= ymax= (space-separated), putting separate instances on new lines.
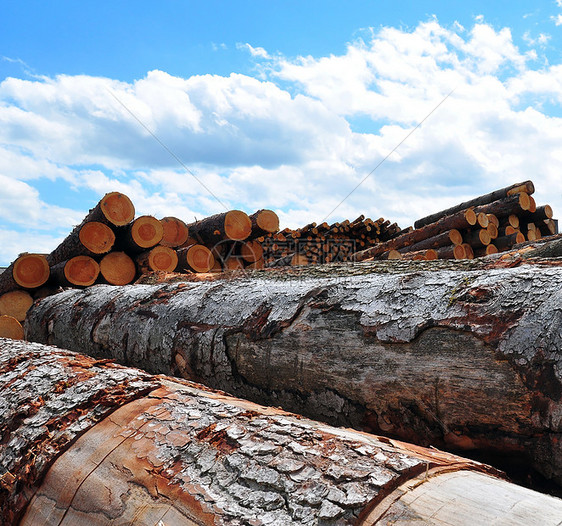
xmin=25 ymin=261 xmax=562 ymax=487
xmin=474 ymin=244 xmax=499 ymax=257
xmin=47 ymin=221 xmax=115 ymax=267
xmin=528 ymin=195 xmax=537 ymax=213
xmin=239 ymin=240 xmax=264 ymax=263
xmin=0 ymin=254 xmax=50 ymax=296
xmin=436 ymin=244 xmax=466 ymax=260
xmin=519 ymin=205 xmax=553 ymax=222
xmin=397 ymin=230 xmax=462 ymax=254
xmin=0 ymin=315 xmax=24 ymax=339
xmin=249 ymin=209 xmax=280 ymax=237
xmin=188 ymin=210 xmax=252 ymax=245
xmin=266 ymin=253 xmax=310 ymax=267
xmin=0 ymin=290 xmax=34 ymax=321
xmin=4 ymin=340 xmax=562 ymax=525
xmin=116 ymin=215 xmax=164 ymax=253
xmin=463 ymin=229 xmax=491 ymax=248
xmin=507 ymin=214 xmax=520 ymax=228
xmin=98 ymin=251 xmax=136 ymax=285
xmin=487 ymin=223 xmax=498 ymax=240
xmin=177 ymin=244 xmax=215 ymax=273
xmin=135 ymin=245 xmax=179 ymax=274
xmin=545 ymin=219 xmax=558 ymax=235
xmin=159 ymin=216 xmax=189 ymax=247
xmin=354 ymin=209 xmax=477 ymax=261
xmin=494 ymin=232 xmax=526 ymax=251
xmin=49 ymin=256 xmax=100 ymax=288
xmin=461 ymin=243 xmax=474 ymax=259
xmin=473 ymin=193 xmax=531 ymax=218
xmin=486 ymin=214 xmax=499 ymax=228
xmin=414 ymin=181 xmax=535 ymax=228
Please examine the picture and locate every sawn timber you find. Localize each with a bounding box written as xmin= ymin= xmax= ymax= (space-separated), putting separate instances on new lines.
xmin=25 ymin=258 xmax=562 ymax=487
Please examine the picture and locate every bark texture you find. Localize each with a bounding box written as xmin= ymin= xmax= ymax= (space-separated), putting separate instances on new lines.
xmin=4 ymin=339 xmax=561 ymax=526
xmin=25 ymin=259 xmax=562 ymax=487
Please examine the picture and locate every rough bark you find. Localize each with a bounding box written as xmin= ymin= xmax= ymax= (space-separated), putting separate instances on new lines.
xmin=414 ymin=181 xmax=535 ymax=228
xmin=25 ymin=259 xmax=562 ymax=487
xmin=472 ymin=193 xmax=531 ymax=219
xmin=3 ymin=339 xmax=561 ymax=526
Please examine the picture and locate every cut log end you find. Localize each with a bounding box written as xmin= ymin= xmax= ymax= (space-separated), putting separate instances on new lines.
xmin=64 ymin=256 xmax=100 ymax=287
xmin=100 ymin=192 xmax=135 ymax=226
xmin=465 ymin=208 xmax=477 ymax=226
xmin=160 ymin=217 xmax=189 ymax=247
xmin=254 ymin=209 xmax=280 ymax=234
xmin=145 ymin=246 xmax=179 ymax=273
xmin=178 ymin=245 xmax=215 ymax=273
xmin=0 ymin=315 xmax=24 ymax=340
xmin=78 ymin=221 xmax=115 ymax=254
xmin=13 ymin=254 xmax=50 ymax=289
xmin=0 ymin=290 xmax=34 ymax=321
xmin=99 ymin=252 xmax=136 ymax=285
xmin=131 ymin=216 xmax=164 ymax=248
xmin=240 ymin=240 xmax=264 ymax=263
xmin=224 ymin=210 xmax=252 ymax=241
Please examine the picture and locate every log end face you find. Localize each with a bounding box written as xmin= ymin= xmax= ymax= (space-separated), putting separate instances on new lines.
xmin=256 ymin=209 xmax=280 ymax=234
xmin=0 ymin=290 xmax=34 ymax=321
xmin=225 ymin=210 xmax=252 ymax=241
xmin=100 ymin=192 xmax=135 ymax=226
xmin=100 ymin=252 xmax=136 ymax=285
xmin=160 ymin=217 xmax=189 ymax=247
xmin=149 ymin=246 xmax=179 ymax=272
xmin=0 ymin=315 xmax=24 ymax=339
xmin=79 ymin=221 xmax=116 ymax=254
xmin=65 ymin=256 xmax=100 ymax=287
xmin=13 ymin=254 xmax=50 ymax=289
xmin=132 ymin=216 xmax=164 ymax=248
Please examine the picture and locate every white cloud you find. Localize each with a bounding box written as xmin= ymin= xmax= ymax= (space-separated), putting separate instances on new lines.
xmin=1 ymin=19 xmax=562 ymax=265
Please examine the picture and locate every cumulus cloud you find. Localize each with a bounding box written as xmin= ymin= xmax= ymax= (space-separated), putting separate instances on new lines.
xmin=1 ymin=19 xmax=562 ymax=264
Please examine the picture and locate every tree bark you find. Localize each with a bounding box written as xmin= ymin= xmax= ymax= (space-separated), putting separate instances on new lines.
xmin=397 ymin=230 xmax=462 ymax=254
xmin=414 ymin=181 xmax=535 ymax=228
xmin=3 ymin=339 xmax=561 ymax=526
xmin=25 ymin=260 xmax=562 ymax=487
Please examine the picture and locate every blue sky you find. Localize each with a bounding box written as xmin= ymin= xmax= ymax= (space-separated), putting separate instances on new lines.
xmin=2 ymin=1 xmax=562 ymax=264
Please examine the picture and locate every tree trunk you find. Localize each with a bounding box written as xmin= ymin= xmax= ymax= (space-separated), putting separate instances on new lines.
xmin=115 ymin=215 xmax=164 ymax=253
xmin=414 ymin=181 xmax=534 ymax=228
xmin=49 ymin=256 xmax=100 ymax=288
xmin=177 ymin=245 xmax=215 ymax=273
xmin=135 ymin=245 xmax=179 ymax=274
xmin=3 ymin=339 xmax=561 ymax=526
xmin=249 ymin=209 xmax=280 ymax=237
xmin=188 ymin=211 xmax=252 ymax=245
xmin=472 ymin=193 xmax=531 ymax=218
xmin=25 ymin=259 xmax=562 ymax=487
xmin=397 ymin=230 xmax=462 ymax=254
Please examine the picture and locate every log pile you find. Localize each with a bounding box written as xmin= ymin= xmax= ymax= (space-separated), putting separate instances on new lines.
xmin=3 ymin=338 xmax=562 ymax=525
xmin=353 ymin=181 xmax=558 ymax=261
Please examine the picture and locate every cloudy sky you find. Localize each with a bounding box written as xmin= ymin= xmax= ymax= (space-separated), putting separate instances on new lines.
xmin=2 ymin=1 xmax=562 ymax=265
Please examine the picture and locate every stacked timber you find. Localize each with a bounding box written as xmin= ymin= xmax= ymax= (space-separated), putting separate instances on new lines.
xmin=2 ymin=339 xmax=562 ymax=525
xmin=354 ymin=180 xmax=558 ymax=261
xmin=258 ymin=216 xmax=401 ymax=267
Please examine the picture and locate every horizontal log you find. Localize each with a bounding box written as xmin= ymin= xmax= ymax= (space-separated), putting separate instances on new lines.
xmin=397 ymin=230 xmax=462 ymax=254
xmin=98 ymin=251 xmax=136 ymax=285
xmin=49 ymin=255 xmax=100 ymax=288
xmin=0 ymin=315 xmax=24 ymax=339
xmin=159 ymin=216 xmax=189 ymax=247
xmin=473 ymin=193 xmax=531 ymax=218
xmin=135 ymin=245 xmax=178 ymax=273
xmin=414 ymin=181 xmax=535 ymax=228
xmin=25 ymin=261 xmax=562 ymax=487
xmin=0 ymin=290 xmax=33 ymax=321
xmin=0 ymin=254 xmax=50 ymax=296
xmin=116 ymin=215 xmax=164 ymax=253
xmin=3 ymin=339 xmax=562 ymax=526
xmin=354 ymin=209 xmax=477 ymax=261
xmin=188 ymin=210 xmax=252 ymax=245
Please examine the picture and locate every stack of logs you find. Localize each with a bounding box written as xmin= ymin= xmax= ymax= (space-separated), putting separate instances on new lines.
xmin=353 ymin=180 xmax=558 ymax=261
xmin=259 ymin=216 xmax=403 ymax=267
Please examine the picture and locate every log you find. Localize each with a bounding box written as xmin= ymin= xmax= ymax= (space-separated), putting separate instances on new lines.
xmin=0 ymin=254 xmax=50 ymax=296
xmin=3 ymin=339 xmax=562 ymax=525
xmin=0 ymin=315 xmax=24 ymax=339
xmin=266 ymin=253 xmax=310 ymax=267
xmin=25 ymin=261 xmax=562 ymax=487
xmin=135 ymin=245 xmax=178 ymax=274
xmin=249 ymin=209 xmax=280 ymax=237
xmin=461 ymin=243 xmax=474 ymax=259
xmin=397 ymin=230 xmax=462 ymax=254
xmin=98 ymin=251 xmax=136 ymax=285
xmin=436 ymin=244 xmax=466 ymax=260
xmin=159 ymin=216 xmax=189 ymax=247
xmin=474 ymin=244 xmax=499 ymax=257
xmin=494 ymin=232 xmax=526 ymax=251
xmin=354 ymin=209 xmax=477 ymax=261
xmin=46 ymin=221 xmax=115 ymax=267
xmin=116 ymin=215 xmax=164 ymax=253
xmin=49 ymin=256 xmax=100 ymax=287
xmin=487 ymin=223 xmax=498 ymax=240
xmin=177 ymin=244 xmax=215 ymax=273
xmin=0 ymin=290 xmax=34 ymax=321
xmin=463 ymin=228 xmax=491 ymax=248
xmin=188 ymin=210 xmax=252 ymax=245
xmin=414 ymin=181 xmax=535 ymax=228
xmin=473 ymin=193 xmax=531 ymax=218
xmin=239 ymin=240 xmax=264 ymax=263
xmin=519 ymin=205 xmax=554 ymax=222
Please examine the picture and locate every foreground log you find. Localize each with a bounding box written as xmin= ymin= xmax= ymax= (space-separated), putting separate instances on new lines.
xmin=0 ymin=254 xmax=50 ymax=296
xmin=25 ymin=260 xmax=562 ymax=487
xmin=2 ymin=339 xmax=562 ymax=526
xmin=414 ymin=181 xmax=535 ymax=228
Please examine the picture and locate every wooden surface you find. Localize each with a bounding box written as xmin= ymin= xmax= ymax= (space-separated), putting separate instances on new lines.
xmin=25 ymin=256 xmax=562 ymax=488
xmin=4 ymin=338 xmax=561 ymax=526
